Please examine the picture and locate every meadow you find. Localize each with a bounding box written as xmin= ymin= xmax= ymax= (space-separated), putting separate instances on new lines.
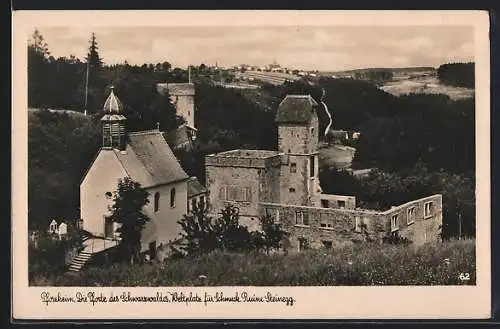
xmin=31 ymin=239 xmax=475 ymax=286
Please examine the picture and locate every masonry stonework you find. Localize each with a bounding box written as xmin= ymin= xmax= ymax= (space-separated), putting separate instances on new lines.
xmin=260 ymin=194 xmax=442 ymax=252
xmin=204 ymin=94 xmax=443 ymax=251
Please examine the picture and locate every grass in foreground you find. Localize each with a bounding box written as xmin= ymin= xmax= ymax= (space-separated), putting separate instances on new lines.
xmin=31 ymin=239 xmax=475 ymax=286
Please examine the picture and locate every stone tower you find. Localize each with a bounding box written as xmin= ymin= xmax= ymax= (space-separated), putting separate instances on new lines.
xmin=101 ymin=87 xmax=126 ymax=150
xmin=276 ymin=95 xmax=321 ymax=207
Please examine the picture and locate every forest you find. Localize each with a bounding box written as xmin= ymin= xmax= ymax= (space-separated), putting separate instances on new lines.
xmin=436 ymin=62 xmax=475 ymax=88
xmin=27 ymin=30 xmax=475 ymax=240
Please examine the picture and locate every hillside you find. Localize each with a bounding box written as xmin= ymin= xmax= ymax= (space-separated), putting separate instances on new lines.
xmin=31 ymin=239 xmax=476 ymax=286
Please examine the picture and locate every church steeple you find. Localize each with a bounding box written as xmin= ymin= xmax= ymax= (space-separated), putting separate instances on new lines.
xmin=101 ymin=86 xmax=126 ymax=150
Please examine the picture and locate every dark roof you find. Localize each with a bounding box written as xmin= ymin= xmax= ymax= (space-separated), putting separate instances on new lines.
xmin=275 ymin=94 xmax=318 ymax=124
xmin=163 ymin=125 xmax=192 ymax=151
xmin=113 ymin=130 xmax=189 ymax=188
xmin=187 ymin=177 xmax=207 ymax=198
xmin=157 ymin=83 xmax=195 ymax=96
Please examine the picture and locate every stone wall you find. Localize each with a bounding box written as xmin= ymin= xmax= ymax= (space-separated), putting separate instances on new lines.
xmin=319 ymin=194 xmax=356 ymax=209
xmin=259 ymin=194 xmax=442 ymax=252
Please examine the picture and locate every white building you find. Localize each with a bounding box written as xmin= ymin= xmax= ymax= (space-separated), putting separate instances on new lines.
xmin=80 ymin=88 xmax=203 ymax=256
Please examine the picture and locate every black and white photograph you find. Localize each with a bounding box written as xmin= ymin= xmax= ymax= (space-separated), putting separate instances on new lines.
xmin=12 ymin=10 xmax=491 ymax=320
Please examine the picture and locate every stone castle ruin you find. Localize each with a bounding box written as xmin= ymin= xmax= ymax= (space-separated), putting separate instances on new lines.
xmin=205 ymin=94 xmax=442 ymax=252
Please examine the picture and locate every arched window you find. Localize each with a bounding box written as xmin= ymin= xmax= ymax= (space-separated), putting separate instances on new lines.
xmin=170 ymin=188 xmax=176 ymax=208
xmin=154 ymin=192 xmax=160 ymax=212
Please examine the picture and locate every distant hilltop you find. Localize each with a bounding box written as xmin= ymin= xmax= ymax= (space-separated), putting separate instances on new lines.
xmin=326 ymin=66 xmax=436 ymax=76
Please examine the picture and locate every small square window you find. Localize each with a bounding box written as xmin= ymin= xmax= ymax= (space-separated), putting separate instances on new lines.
xmin=298 ymin=237 xmax=309 ymax=252
xmin=289 ymin=187 xmax=296 ymax=193
xmin=322 ymin=240 xmax=332 ymax=249
xmin=295 ymin=211 xmax=309 ymax=226
xmin=320 ymin=223 xmax=327 ymax=228
xmin=338 ymin=200 xmax=346 ymax=209
xmin=321 ymin=199 xmax=329 ymax=208
xmin=290 ymin=163 xmax=297 ymax=173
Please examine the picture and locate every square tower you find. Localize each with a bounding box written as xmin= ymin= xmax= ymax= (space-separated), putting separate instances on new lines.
xmin=276 ymin=95 xmax=321 ymax=207
xmin=157 ymin=82 xmax=196 ymax=131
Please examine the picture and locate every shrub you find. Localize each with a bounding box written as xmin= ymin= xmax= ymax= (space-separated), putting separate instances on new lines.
xmin=31 ymin=239 xmax=476 ymax=286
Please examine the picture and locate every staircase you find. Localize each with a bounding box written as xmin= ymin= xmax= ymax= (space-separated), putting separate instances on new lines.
xmin=67 ymin=234 xmax=119 ymax=273
xmin=68 ymin=250 xmax=92 ymax=272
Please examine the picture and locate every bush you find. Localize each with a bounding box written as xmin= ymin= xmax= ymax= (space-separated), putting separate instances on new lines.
xmin=31 ymin=239 xmax=476 ymax=286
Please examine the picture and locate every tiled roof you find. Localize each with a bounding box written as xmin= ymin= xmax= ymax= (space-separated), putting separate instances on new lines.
xmin=275 ymin=94 xmax=318 ymax=124
xmin=187 ymin=176 xmax=207 ymax=198
xmin=157 ymin=83 xmax=195 ymax=96
xmin=101 ymin=114 xmax=126 ymax=121
xmin=113 ymin=130 xmax=189 ymax=188
xmin=103 ymin=88 xmax=124 ymax=113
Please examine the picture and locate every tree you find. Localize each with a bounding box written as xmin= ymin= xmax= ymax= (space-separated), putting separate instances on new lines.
xmin=108 ymin=177 xmax=151 ymax=265
xmin=258 ymin=214 xmax=288 ymax=255
xmin=85 ymin=33 xmax=105 ymax=113
xmin=213 ymin=206 xmax=255 ymax=252
xmin=173 ymin=201 xmax=218 ymax=256
xmin=29 ymin=28 xmax=50 ymax=56
xmin=87 ymin=32 xmax=103 ymax=70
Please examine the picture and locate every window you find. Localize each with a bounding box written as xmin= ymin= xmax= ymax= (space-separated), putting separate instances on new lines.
xmin=355 ymin=216 xmax=362 ymax=233
xmin=338 ymin=200 xmax=346 ymax=209
xmin=105 ymin=191 xmax=113 ymax=199
xmin=309 ymin=156 xmax=315 ymax=177
xmin=170 ymin=188 xmax=176 ymax=208
xmin=289 ymin=187 xmax=296 ymax=193
xmin=407 ymin=207 xmax=416 ymax=224
xmin=391 ymin=214 xmax=399 ymax=232
xmin=199 ymin=196 xmax=205 ymax=208
xmin=424 ymin=202 xmax=433 ymax=218
xmin=191 ymin=198 xmax=197 ymax=210
xmin=154 ymin=192 xmax=160 ymax=212
xmin=219 ymin=185 xmax=251 ymax=202
xmin=290 ymin=163 xmax=297 ymax=173
xmin=265 ymin=208 xmax=280 ymax=223
xmin=320 ymin=223 xmax=327 ymax=228
xmin=295 ymin=211 xmax=309 ymax=226
xmin=298 ymin=237 xmax=309 ymax=252
xmin=321 ymin=199 xmax=329 ymax=208
xmin=219 ymin=185 xmax=227 ymax=200
xmin=322 ymin=240 xmax=332 ymax=249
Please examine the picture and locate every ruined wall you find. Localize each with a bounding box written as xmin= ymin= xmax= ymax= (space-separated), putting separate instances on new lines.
xmin=259 ymin=194 xmax=442 ymax=252
xmin=172 ymin=95 xmax=195 ymax=128
xmin=383 ymin=194 xmax=443 ymax=245
xmin=205 ymin=164 xmax=261 ymax=231
xmin=279 ymin=154 xmax=310 ymax=206
xmin=320 ymin=194 xmax=356 ymax=209
xmin=259 ymin=164 xmax=281 ymax=204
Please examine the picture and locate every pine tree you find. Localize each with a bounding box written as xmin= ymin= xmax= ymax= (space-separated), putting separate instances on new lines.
xmin=87 ymin=32 xmax=103 ymax=70
xmin=29 ymin=28 xmax=50 ymax=57
xmin=84 ymin=33 xmax=105 ymax=114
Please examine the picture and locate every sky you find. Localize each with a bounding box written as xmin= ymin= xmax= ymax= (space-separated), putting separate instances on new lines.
xmin=36 ymin=25 xmax=474 ymax=72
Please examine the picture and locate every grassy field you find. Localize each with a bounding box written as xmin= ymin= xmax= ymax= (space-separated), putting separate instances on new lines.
xmin=380 ymin=76 xmax=474 ymax=100
xmin=31 ymin=239 xmax=475 ymax=287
